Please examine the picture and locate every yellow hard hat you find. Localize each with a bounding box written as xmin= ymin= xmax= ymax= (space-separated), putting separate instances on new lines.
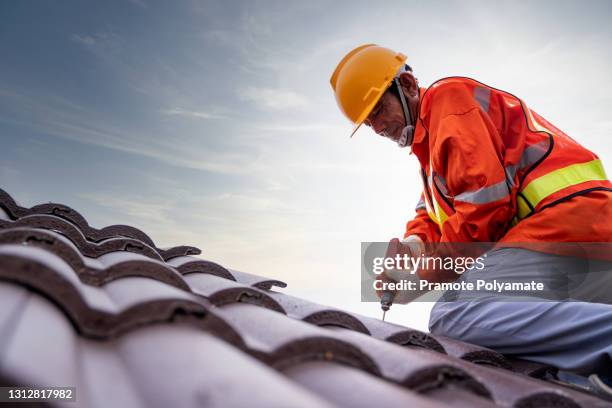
xmin=330 ymin=44 xmax=407 ymax=137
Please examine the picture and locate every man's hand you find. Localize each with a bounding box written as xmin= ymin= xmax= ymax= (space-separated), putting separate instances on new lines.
xmin=376 ymin=235 xmax=424 ymax=304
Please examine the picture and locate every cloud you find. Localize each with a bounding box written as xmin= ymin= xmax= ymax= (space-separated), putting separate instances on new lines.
xmin=0 ymin=86 xmax=255 ymax=175
xmin=40 ymin=118 xmax=252 ymax=174
xmin=161 ymin=107 xmax=227 ymax=120
xmin=237 ymin=86 xmax=309 ymax=110
xmin=79 ymin=192 xmax=173 ymax=221
xmin=70 ymin=34 xmax=96 ymax=46
xmin=69 ymin=31 xmax=122 ymax=60
xmin=76 ymin=189 xmax=206 ymax=248
xmin=255 ymin=122 xmax=345 ymax=134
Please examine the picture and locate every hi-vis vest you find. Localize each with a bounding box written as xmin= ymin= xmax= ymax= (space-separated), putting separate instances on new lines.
xmin=417 ymin=77 xmax=611 ymax=228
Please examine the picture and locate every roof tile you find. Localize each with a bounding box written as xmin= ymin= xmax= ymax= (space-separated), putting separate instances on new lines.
xmin=284 ymin=361 xmax=459 ymax=407
xmin=325 ymin=326 xmax=492 ymax=399
xmin=0 ymin=227 xmax=188 ymax=290
xmin=229 ymin=269 xmax=287 ymax=289
xmin=506 ymin=357 xmax=559 ymax=378
xmin=0 ymin=284 xmax=82 ymax=390
xmin=106 ymin=324 xmax=333 ymax=408
xmin=433 ymin=334 xmax=512 ymax=370
xmin=1 ymin=214 xmax=161 ymax=260
xmin=324 ymin=327 xmax=604 ymax=407
xmin=0 ymin=246 xmax=238 ymax=341
xmin=268 ymin=290 xmax=371 ymax=334
xmin=167 ymin=256 xmax=236 ymax=280
xmin=184 ymin=272 xmax=285 ymax=312
xmin=216 ymin=303 xmax=380 ymax=374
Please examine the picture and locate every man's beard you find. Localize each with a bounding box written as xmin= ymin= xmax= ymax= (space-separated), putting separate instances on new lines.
xmin=381 ymin=123 xmax=402 ymax=142
xmin=382 ymin=124 xmax=413 ymax=148
xmin=397 ymin=125 xmax=415 ymax=148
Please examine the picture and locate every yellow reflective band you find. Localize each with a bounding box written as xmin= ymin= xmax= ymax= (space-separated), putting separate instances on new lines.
xmin=516 ymin=194 xmax=532 ymax=219
xmin=435 ymin=198 xmax=449 ymax=225
xmin=424 ymin=193 xmax=439 ymax=225
xmin=427 ymin=211 xmax=439 ymax=225
xmin=519 ymin=159 xmax=608 ymax=216
xmin=428 ymin=196 xmax=449 ymax=226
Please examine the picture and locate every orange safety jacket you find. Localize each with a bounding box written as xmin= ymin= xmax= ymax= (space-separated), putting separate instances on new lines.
xmin=404 ymin=77 xmax=612 ymax=244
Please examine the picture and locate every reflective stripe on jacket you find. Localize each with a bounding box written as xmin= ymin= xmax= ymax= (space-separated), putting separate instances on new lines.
xmin=405 ymin=77 xmax=612 ymax=243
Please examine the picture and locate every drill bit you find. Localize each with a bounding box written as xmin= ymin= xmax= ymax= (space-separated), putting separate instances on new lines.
xmin=380 ymin=292 xmax=393 ymax=321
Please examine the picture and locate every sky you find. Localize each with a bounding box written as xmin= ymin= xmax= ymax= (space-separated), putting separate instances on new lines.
xmin=1 ymin=0 xmax=611 ymax=331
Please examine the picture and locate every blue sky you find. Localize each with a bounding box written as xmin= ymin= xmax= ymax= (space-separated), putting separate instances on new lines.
xmin=1 ymin=0 xmax=611 ymax=329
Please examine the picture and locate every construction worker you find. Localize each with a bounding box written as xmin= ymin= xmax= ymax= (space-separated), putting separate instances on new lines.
xmin=330 ymin=44 xmax=612 ymax=390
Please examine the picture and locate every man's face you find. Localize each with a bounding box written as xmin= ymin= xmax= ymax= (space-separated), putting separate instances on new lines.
xmin=363 ymin=90 xmax=406 ymax=142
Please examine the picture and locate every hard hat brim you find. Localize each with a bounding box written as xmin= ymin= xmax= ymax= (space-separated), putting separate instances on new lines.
xmin=350 ymin=122 xmax=362 ymax=138
xmin=349 ymin=83 xmax=388 ymax=138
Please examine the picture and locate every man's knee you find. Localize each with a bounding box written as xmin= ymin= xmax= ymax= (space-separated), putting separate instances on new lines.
xmin=428 ymin=300 xmax=508 ymax=348
xmin=429 ymin=301 xmax=473 ymax=339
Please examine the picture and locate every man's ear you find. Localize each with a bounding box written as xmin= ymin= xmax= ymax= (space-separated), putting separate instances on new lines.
xmin=398 ymin=72 xmax=418 ymax=97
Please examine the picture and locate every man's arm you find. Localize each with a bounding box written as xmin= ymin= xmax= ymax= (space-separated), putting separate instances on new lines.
xmin=404 ymin=193 xmax=441 ymax=243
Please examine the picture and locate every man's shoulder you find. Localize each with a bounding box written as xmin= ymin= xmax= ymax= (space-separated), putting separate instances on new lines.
xmin=424 ymin=76 xmax=483 ymax=99
xmin=421 ymin=77 xmax=484 ymax=116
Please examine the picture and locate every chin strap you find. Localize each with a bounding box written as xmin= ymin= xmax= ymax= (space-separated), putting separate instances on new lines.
xmin=393 ymin=77 xmax=415 ymax=148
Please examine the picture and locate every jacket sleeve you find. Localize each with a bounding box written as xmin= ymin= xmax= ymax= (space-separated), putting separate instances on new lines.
xmin=430 ymin=90 xmax=514 ymax=242
xmin=404 ymin=193 xmax=442 ymax=243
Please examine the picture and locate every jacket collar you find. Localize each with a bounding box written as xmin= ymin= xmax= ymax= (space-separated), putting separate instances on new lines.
xmin=410 ymin=87 xmax=429 ymax=166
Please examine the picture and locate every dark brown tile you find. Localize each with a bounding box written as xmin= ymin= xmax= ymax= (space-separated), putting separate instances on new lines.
xmin=284 ymin=361 xmax=456 ymax=408
xmin=345 ymin=312 xmax=445 ymax=351
xmin=325 ymin=327 xmax=608 ymax=407
xmin=167 ymin=256 xmax=235 ymax=281
xmin=0 ymin=246 xmax=238 ymax=341
xmin=29 ymin=202 xmax=156 ymax=247
xmin=0 ymin=188 xmax=26 ymax=219
xmin=158 ymin=246 xmax=201 ymax=261
xmin=229 ymin=269 xmax=287 ymax=290
xmin=88 ymin=251 xmax=189 ymax=290
xmin=1 ymin=215 xmax=106 ymax=258
xmin=0 ymin=228 xmax=188 ymax=290
xmin=216 ymin=303 xmax=380 ymax=375
xmin=506 ymin=358 xmax=558 ymax=378
xmin=184 ymin=273 xmax=285 ymax=312
xmin=433 ymin=334 xmax=512 ymax=370
xmin=269 ymin=291 xmax=370 ymax=334
xmin=325 ymin=327 xmax=492 ymax=400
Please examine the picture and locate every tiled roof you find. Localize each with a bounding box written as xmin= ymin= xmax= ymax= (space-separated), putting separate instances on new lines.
xmin=0 ymin=188 xmax=609 ymax=408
